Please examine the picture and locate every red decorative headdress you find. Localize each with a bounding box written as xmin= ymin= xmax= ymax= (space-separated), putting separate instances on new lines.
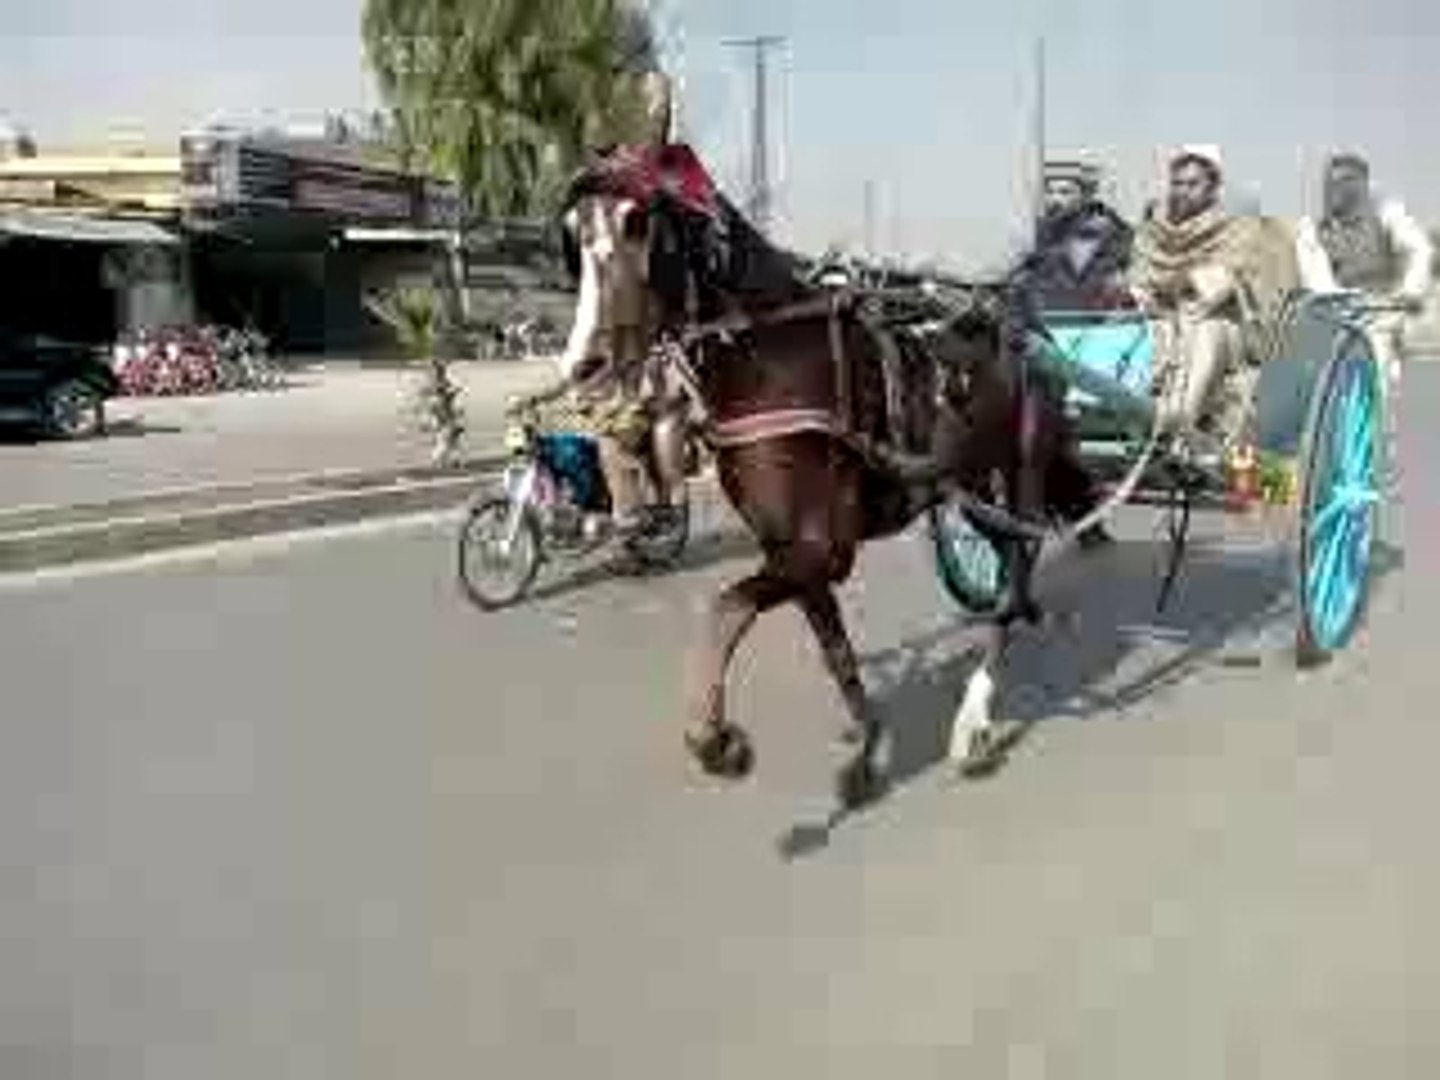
xmin=583 ymin=143 xmax=721 ymax=219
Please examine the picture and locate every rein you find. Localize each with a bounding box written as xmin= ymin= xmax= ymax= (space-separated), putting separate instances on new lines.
xmin=678 ymin=291 xmax=851 ymax=349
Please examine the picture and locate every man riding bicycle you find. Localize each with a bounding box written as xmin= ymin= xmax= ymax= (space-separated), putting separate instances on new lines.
xmin=509 ymin=69 xmax=688 ymax=539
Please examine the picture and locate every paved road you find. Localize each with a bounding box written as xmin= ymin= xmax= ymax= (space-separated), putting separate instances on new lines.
xmin=2 ymin=370 xmax=1438 ymax=1079
xmin=0 ymin=361 xmax=555 ymax=510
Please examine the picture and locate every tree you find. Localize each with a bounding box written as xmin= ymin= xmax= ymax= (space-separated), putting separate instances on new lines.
xmin=361 ymin=0 xmax=661 ymax=221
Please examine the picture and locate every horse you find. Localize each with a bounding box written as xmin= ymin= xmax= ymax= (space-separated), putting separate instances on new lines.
xmin=557 ymin=143 xmax=1096 ymax=809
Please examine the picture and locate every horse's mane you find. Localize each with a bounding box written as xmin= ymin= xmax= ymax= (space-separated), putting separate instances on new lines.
xmin=710 ymin=192 xmax=811 ymax=306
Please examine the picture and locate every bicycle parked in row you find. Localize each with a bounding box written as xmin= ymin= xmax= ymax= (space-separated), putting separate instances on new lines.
xmin=112 ymin=324 xmax=285 ymax=397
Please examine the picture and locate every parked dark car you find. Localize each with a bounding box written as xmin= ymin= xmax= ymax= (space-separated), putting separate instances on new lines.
xmin=0 ymin=330 xmax=118 ymax=439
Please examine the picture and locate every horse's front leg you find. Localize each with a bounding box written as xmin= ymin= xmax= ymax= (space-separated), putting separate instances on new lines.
xmin=949 ymin=530 xmax=1043 ymax=776
xmin=798 ymin=586 xmax=886 ymax=810
xmin=685 ymin=568 xmax=797 ymax=780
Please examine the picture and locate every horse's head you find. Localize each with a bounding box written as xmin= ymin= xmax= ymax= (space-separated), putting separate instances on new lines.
xmin=556 ymin=143 xmax=811 ymax=378
xmin=554 ymin=144 xmax=733 ymax=378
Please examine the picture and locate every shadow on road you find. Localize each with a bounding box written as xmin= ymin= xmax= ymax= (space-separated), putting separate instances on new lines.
xmin=103 ymin=419 xmax=186 ymax=439
xmin=0 ymin=418 xmax=186 ymax=446
xmin=779 ymin=533 xmax=1404 ymax=860
xmin=517 ymin=523 xmax=758 ymax=607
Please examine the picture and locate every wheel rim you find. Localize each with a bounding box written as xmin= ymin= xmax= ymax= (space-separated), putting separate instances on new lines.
xmin=460 ymin=503 xmax=537 ymax=604
xmin=51 ymin=384 xmax=97 ymax=436
xmin=1304 ymin=348 xmax=1379 ymax=651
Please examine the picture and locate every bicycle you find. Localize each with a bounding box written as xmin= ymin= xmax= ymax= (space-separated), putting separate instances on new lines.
xmin=456 ymin=403 xmax=695 ymax=610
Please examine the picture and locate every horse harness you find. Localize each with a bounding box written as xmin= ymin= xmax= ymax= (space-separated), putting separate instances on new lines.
xmin=660 ymin=287 xmax=941 ymax=478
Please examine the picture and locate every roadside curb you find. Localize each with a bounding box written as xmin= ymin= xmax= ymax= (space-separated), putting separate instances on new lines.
xmin=0 ymin=456 xmax=507 ymax=574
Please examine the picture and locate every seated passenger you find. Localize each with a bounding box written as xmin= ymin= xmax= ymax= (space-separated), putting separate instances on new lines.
xmin=1002 ymin=159 xmax=1133 ymax=547
xmin=1132 ymin=145 xmax=1295 ymax=449
xmin=1024 ymin=160 xmax=1135 ymax=313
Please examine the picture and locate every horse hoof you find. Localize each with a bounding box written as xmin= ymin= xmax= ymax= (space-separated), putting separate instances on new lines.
xmin=685 ymin=724 xmax=755 ymax=780
xmin=837 ymin=756 xmax=886 ymax=811
xmin=957 ymin=721 xmax=1021 ymax=779
xmin=957 ymin=729 xmax=1003 ymax=779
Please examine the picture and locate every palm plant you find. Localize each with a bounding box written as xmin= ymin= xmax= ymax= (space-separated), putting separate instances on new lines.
xmin=365 ymin=286 xmax=466 ymax=466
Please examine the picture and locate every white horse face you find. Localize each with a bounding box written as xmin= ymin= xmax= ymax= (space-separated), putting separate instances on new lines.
xmin=560 ymin=193 xmax=655 ymax=379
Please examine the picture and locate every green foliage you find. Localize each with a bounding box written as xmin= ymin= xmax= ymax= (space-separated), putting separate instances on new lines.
xmin=367 ymin=286 xmax=465 ymax=459
xmin=365 ymin=285 xmax=439 ymax=359
xmin=1257 ymin=450 xmax=1297 ymax=506
xmin=361 ymin=0 xmax=658 ymax=220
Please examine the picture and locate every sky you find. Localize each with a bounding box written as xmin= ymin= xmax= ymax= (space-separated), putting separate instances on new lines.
xmin=3 ymin=0 xmax=1438 ymax=271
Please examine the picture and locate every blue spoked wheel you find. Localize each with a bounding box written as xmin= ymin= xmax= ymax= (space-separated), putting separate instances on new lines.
xmin=930 ymin=499 xmax=1008 ymax=615
xmin=1295 ymin=329 xmax=1383 ymax=666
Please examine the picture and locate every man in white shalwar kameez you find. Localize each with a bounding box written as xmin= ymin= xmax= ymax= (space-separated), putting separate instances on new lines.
xmin=1294 ymin=153 xmax=1433 ymax=416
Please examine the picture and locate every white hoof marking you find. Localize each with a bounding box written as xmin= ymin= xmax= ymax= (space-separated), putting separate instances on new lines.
xmin=948 ymin=664 xmax=996 ymax=762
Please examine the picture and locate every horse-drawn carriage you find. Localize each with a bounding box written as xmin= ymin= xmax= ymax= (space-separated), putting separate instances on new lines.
xmin=931 ymin=287 xmax=1394 ymax=666
xmin=474 ymin=134 xmax=1406 ymax=813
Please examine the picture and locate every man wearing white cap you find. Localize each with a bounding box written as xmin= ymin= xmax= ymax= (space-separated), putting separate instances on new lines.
xmin=1132 ymin=145 xmax=1292 ymax=449
xmin=1031 ymin=158 xmax=1134 ymax=311
xmin=1010 ymin=157 xmax=1134 ymax=546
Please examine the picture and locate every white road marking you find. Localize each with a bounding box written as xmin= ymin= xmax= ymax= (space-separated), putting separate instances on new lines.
xmin=0 ymin=508 xmax=462 ymax=591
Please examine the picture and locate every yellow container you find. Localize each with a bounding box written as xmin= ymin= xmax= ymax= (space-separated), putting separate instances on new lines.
xmin=1226 ymin=444 xmax=1261 ymax=508
xmin=1258 ymin=453 xmax=1299 ymax=507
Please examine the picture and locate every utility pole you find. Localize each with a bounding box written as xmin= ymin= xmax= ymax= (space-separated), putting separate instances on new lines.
xmin=889 ymin=180 xmax=902 ymax=260
xmin=723 ymin=34 xmax=785 ymax=232
xmin=648 ymin=0 xmax=686 ymax=140
xmin=863 ymin=179 xmax=877 ymax=259
xmin=1033 ymin=35 xmax=1048 ymax=236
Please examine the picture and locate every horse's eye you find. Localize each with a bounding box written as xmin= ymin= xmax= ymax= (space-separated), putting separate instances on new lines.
xmin=621 ymin=206 xmax=649 ymax=241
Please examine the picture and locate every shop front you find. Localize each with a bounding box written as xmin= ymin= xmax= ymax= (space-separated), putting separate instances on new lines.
xmin=180 ymin=131 xmax=462 ymax=355
xmin=0 ymin=207 xmax=184 ymax=345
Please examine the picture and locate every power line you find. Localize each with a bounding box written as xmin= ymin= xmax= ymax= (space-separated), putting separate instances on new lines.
xmin=722 ymin=35 xmax=785 ymax=233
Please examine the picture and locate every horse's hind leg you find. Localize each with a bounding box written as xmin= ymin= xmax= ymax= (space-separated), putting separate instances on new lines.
xmin=685 ymin=568 xmax=797 ymax=779
xmin=799 ymin=586 xmax=886 ymax=810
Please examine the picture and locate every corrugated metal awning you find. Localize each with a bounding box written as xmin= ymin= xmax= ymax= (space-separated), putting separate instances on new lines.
xmin=0 ymin=208 xmax=179 ymax=245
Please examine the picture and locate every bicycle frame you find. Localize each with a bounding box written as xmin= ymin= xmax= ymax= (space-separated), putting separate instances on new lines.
xmin=501 ymin=460 xmax=541 ymax=552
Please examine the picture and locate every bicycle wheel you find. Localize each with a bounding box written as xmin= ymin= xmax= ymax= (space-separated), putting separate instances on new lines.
xmin=457 ymin=497 xmax=543 ymax=610
xmin=1294 ymin=327 xmax=1382 ymax=666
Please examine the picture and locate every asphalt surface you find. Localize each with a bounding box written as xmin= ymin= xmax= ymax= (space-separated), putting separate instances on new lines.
xmin=0 ymin=361 xmax=555 ymax=510
xmin=2 ymin=369 xmax=1439 ymax=1079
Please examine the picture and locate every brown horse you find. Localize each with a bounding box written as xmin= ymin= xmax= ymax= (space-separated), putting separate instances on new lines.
xmin=558 ymin=145 xmax=1095 ymax=809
